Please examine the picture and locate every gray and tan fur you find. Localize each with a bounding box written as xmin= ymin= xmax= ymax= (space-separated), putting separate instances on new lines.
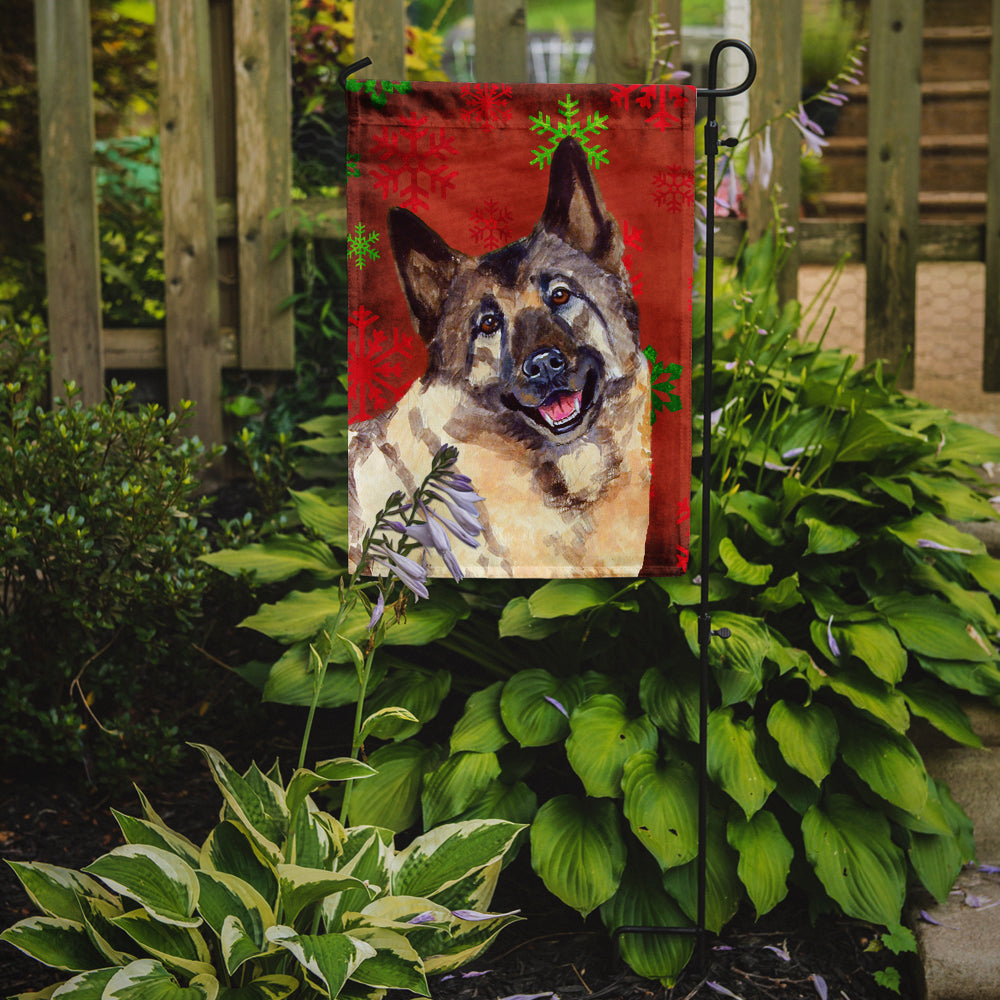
xmin=349 ymin=136 xmax=650 ymax=577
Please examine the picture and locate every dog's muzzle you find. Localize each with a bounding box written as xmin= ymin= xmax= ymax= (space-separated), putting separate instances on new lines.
xmin=507 ymin=347 xmax=600 ymax=435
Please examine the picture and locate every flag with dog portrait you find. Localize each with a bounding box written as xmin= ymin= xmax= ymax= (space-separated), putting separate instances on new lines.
xmin=346 ymin=81 xmax=694 ymax=579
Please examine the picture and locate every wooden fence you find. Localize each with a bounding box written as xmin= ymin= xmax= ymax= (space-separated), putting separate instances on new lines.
xmin=33 ymin=0 xmax=1000 ymax=445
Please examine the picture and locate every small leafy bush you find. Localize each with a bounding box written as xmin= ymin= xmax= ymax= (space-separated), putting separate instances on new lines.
xmin=0 ymin=317 xmax=219 ymax=782
xmin=1 ymin=743 xmax=524 ymax=998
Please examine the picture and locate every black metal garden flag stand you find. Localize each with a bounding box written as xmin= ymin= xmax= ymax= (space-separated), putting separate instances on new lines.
xmin=340 ymin=36 xmax=757 ymax=973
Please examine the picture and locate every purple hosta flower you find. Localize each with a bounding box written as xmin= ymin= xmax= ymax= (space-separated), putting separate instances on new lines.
xmin=747 ymin=124 xmax=774 ymax=191
xmin=715 ymin=157 xmax=741 ymax=216
xmin=368 ymin=542 xmax=430 ymax=600
xmin=763 ymin=944 xmax=791 ymax=962
xmin=979 ymin=864 xmax=1000 ymax=874
xmin=827 ymin=616 xmax=842 ymax=658
xmin=791 ymin=104 xmax=828 ymax=157
xmin=367 ymin=590 xmax=385 ymax=631
xmin=426 ymin=480 xmax=485 ymax=540
xmin=544 ymin=695 xmax=569 ymax=718
xmin=812 ymin=974 xmax=828 ymax=1000
xmin=441 ymin=970 xmax=493 ymax=982
xmin=917 ymin=538 xmax=973 ymax=555
xmin=451 ymin=908 xmax=521 ymax=921
xmin=707 ymin=983 xmax=742 ymax=999
xmin=407 ymin=911 xmax=438 ymax=925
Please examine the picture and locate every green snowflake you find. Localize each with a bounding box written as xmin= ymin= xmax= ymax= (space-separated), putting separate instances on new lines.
xmin=644 ymin=345 xmax=683 ymax=424
xmin=347 ymin=222 xmax=380 ymax=269
xmin=346 ymin=152 xmax=360 ymax=178
xmin=529 ymin=93 xmax=610 ymax=170
xmin=345 ymin=78 xmax=413 ymax=108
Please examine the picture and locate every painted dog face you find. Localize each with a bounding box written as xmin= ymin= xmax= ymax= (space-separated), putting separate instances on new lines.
xmin=387 ymin=137 xmax=643 ymax=449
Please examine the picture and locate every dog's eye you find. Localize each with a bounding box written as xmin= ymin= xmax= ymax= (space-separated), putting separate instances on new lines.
xmin=478 ymin=313 xmax=501 ymax=336
xmin=548 ymin=285 xmax=572 ymax=307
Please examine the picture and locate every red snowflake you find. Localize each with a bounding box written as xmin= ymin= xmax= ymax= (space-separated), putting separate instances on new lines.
xmin=611 ymin=83 xmax=689 ymax=130
xmin=348 ymin=306 xmax=417 ymax=420
xmin=369 ymin=112 xmax=459 ymax=212
xmin=460 ymin=83 xmax=513 ymax=129
xmin=652 ymin=166 xmax=695 ymax=212
xmin=621 ymin=220 xmax=644 ymax=298
xmin=469 ymin=199 xmax=515 ymax=250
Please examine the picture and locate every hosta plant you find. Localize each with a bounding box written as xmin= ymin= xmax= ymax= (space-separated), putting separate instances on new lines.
xmin=1 ymin=744 xmax=523 ymax=999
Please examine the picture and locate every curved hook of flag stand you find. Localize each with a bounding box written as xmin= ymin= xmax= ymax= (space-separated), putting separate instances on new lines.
xmin=339 ymin=39 xmax=758 ymax=976
xmin=612 ymin=39 xmax=756 ymax=974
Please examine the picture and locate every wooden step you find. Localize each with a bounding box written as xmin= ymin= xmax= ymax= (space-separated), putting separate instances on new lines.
xmin=813 ymin=190 xmax=987 ymax=222
xmin=922 ymin=25 xmax=993 ymax=83
xmin=832 ymin=80 xmax=991 ymax=137
xmin=921 ymin=0 xmax=992 ymax=28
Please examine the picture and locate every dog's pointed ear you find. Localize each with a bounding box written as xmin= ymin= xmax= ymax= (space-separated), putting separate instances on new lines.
xmin=388 ymin=208 xmax=463 ymax=342
xmin=541 ymin=137 xmax=625 ymax=276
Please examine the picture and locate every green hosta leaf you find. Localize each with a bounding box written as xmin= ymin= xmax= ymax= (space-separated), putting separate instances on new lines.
xmin=718 ymin=537 xmax=772 ymax=586
xmin=362 ymin=667 xmax=451 ymax=740
xmin=654 ymin=573 xmax=738 ymax=606
xmin=393 ymin=820 xmax=524 ymax=900
xmin=285 ymin=759 xmax=376 ymax=822
xmin=839 ymin=718 xmax=929 ymax=816
xmin=199 ymin=822 xmax=278 ymax=910
xmin=421 ymin=751 xmax=502 ymax=828
xmin=499 ymin=670 xmax=584 ymax=747
xmin=808 ymin=660 xmax=910 ymax=732
xmin=200 ymin=536 xmax=341 ymax=584
xmin=497 ymin=596 xmax=564 ymax=639
xmin=906 ymin=472 xmax=998 ymax=521
xmin=190 ymin=746 xmax=287 ymax=862
xmin=566 ymin=695 xmax=658 ymax=798
xmin=0 ymin=916 xmax=107 ymax=971
xmin=5 ymin=862 xmax=118 ymax=923
xmin=347 ymin=740 xmax=442 ymax=832
xmin=260 ymin=643 xmax=388 ymax=708
xmin=453 ymin=779 xmax=538 ymax=827
xmin=935 ymin=421 xmax=1000 ymax=464
xmin=621 ymin=751 xmax=698 ymax=870
xmin=216 ymin=976 xmax=299 ymax=1000
xmin=916 ymin=655 xmax=1000 ymax=697
xmin=360 ymin=706 xmax=421 ymax=742
xmin=288 ymin=488 xmax=349 ymax=544
xmin=527 ymin=579 xmax=617 ymax=618
xmin=707 ymin=708 xmax=776 ymax=818
xmin=639 ymin=663 xmax=698 ymax=742
xmin=600 ymin=853 xmax=694 ymax=986
xmin=727 ymin=811 xmax=793 ymax=918
xmin=265 ymin=926 xmax=375 ymax=997
xmin=901 ymin=680 xmax=982 ymax=748
xmin=83 ymin=846 xmax=200 ymax=928
xmin=886 ymin=512 xmax=985 ymax=556
xmin=111 ymin=908 xmax=214 ymax=977
xmin=112 ymin=812 xmax=201 ymax=868
xmin=450 ymin=682 xmax=511 ymax=754
xmin=874 ymin=594 xmax=995 ymax=662
xmin=724 ymin=490 xmax=784 ymax=545
xmin=967 ymin=553 xmax=1000 ymax=597
xmin=530 ymin=795 xmax=626 ymax=917
xmin=802 ymin=793 xmax=906 ymax=926
xmin=909 ymin=826 xmax=965 ymax=905
xmin=661 ymin=810 xmax=741 ymax=933
xmin=346 ymin=926 xmax=429 ymax=994
xmin=765 ymin=700 xmax=838 ymax=786
xmin=835 ymin=410 xmax=927 ymax=463
xmin=755 ymin=573 xmax=804 ymax=614
xmin=195 ymin=871 xmax=273 ymax=974
xmin=277 ymin=865 xmax=374 ymax=925
xmin=866 ymin=474 xmax=914 ymax=509
xmin=911 ymin=562 xmax=1000 ymax=633
xmin=680 ymin=611 xmax=770 ymax=706
xmin=836 ymin=621 xmax=907 ymax=684
xmin=803 ymin=517 xmax=859 ymax=556
xmin=103 ymin=959 xmax=218 ymax=1000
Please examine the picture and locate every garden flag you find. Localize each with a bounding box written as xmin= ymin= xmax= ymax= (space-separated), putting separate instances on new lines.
xmin=346 ymin=80 xmax=695 ymax=579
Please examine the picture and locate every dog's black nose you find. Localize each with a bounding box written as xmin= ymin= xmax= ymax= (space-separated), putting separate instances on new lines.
xmin=522 ymin=347 xmax=566 ymax=381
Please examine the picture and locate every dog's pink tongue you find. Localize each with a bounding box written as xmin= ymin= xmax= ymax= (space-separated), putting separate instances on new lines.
xmin=540 ymin=391 xmax=582 ymax=425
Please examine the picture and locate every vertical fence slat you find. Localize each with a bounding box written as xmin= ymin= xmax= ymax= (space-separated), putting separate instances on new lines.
xmin=34 ymin=0 xmax=103 ymax=405
xmin=474 ymin=0 xmax=527 ymax=82
xmin=746 ymin=0 xmax=801 ymax=303
xmin=658 ymin=0 xmax=682 ymax=75
xmin=594 ymin=0 xmax=650 ymax=84
xmin=355 ymin=0 xmax=406 ymax=79
xmin=983 ymin=0 xmax=1000 ymax=390
xmin=157 ymin=0 xmax=222 ymax=445
xmin=233 ymin=0 xmax=294 ymax=370
xmin=864 ymin=0 xmax=923 ymax=390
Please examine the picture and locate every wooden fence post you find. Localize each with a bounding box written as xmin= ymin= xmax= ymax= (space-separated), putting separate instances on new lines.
xmin=983 ymin=0 xmax=1000 ymax=390
xmin=746 ymin=0 xmax=801 ymax=305
xmin=864 ymin=0 xmax=923 ymax=389
xmin=233 ymin=0 xmax=294 ymax=370
xmin=34 ymin=0 xmax=104 ymax=405
xmin=474 ymin=0 xmax=527 ymax=82
xmin=157 ymin=0 xmax=223 ymax=445
xmin=355 ymin=0 xmax=406 ymax=79
xmin=594 ymin=0 xmax=651 ymax=84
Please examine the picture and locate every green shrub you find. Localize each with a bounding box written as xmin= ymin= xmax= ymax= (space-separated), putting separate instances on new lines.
xmin=1 ymin=743 xmax=524 ymax=998
xmin=0 ymin=317 xmax=220 ymax=783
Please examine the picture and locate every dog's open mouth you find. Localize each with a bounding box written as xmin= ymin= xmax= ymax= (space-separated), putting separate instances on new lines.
xmin=538 ymin=391 xmax=583 ymax=431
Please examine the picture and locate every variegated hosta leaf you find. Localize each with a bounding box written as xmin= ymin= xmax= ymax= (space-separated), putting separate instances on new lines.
xmin=565 ymin=695 xmax=658 ymax=799
xmin=0 ymin=916 xmax=107 ymax=971
xmin=214 ymin=975 xmax=300 ymax=1000
xmin=727 ymin=810 xmax=793 ymax=917
xmin=190 ymin=745 xmax=287 ymax=863
xmin=345 ymin=926 xmax=429 ymax=995
xmin=802 ymin=793 xmax=906 ymax=926
xmin=391 ymin=820 xmax=524 ymax=901
xmin=499 ymin=669 xmax=585 ymax=747
xmin=285 ymin=760 xmax=375 ymax=824
xmin=102 ymin=958 xmax=218 ymax=999
xmin=599 ymin=854 xmax=694 ymax=987
xmin=112 ymin=810 xmax=201 ymax=868
xmin=323 ymin=829 xmax=393 ymax=931
xmin=4 ymin=861 xmax=118 ymax=922
xmin=838 ymin=718 xmax=929 ymax=817
xmin=195 ymin=871 xmax=274 ymax=974
xmin=110 ymin=908 xmax=214 ymax=979
xmin=421 ymin=752 xmax=502 ymax=829
xmin=200 ymin=822 xmax=278 ymax=910
xmin=288 ymin=802 xmax=343 ymax=870
xmin=77 ymin=894 xmax=135 ymax=966
xmin=83 ymin=845 xmax=200 ymax=928
xmin=450 ymin=681 xmax=511 ymax=754
xmin=765 ymin=700 xmax=838 ymax=786
xmin=706 ymin=707 xmax=776 ymax=818
xmin=265 ymin=926 xmax=375 ymax=998
xmin=277 ymin=864 xmax=376 ymax=925
xmin=529 ymin=795 xmax=626 ymax=917
xmin=621 ymin=751 xmax=699 ymax=871
xmin=420 ymin=906 xmax=523 ymax=975
xmin=46 ymin=966 xmax=118 ymax=997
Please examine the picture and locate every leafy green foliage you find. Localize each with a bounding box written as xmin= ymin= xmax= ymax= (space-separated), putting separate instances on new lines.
xmin=0 ymin=318 xmax=220 ymax=783
xmin=1 ymin=744 xmax=524 ymax=997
